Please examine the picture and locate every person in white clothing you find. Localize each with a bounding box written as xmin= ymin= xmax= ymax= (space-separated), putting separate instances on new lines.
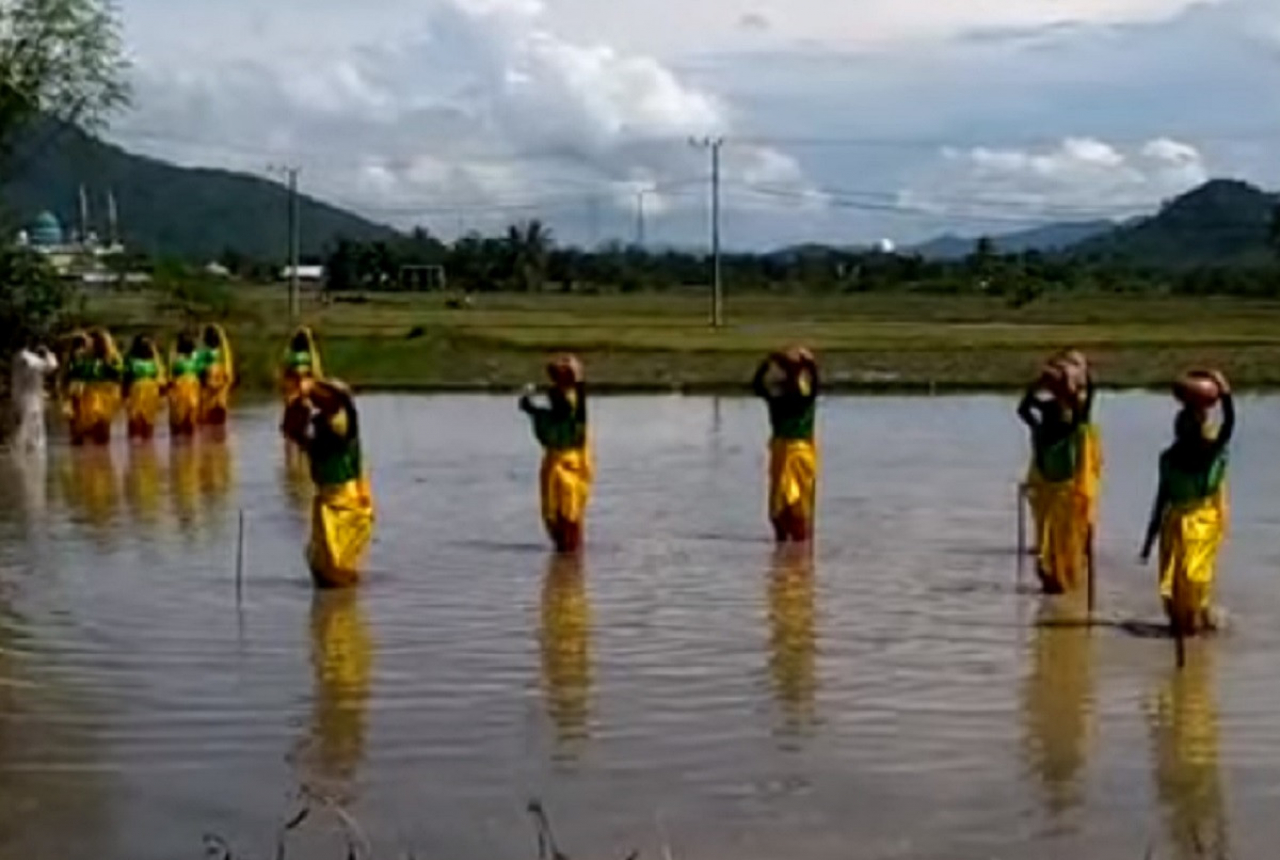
xmin=10 ymin=339 xmax=59 ymax=452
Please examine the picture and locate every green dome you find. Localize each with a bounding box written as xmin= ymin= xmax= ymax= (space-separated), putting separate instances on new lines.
xmin=29 ymin=211 xmax=63 ymax=247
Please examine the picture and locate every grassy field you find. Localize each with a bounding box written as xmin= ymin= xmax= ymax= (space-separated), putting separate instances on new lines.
xmin=78 ymin=286 xmax=1280 ymax=392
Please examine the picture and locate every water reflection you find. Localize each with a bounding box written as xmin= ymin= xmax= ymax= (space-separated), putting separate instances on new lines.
xmin=5 ymin=451 xmax=49 ymax=526
xmin=123 ymin=443 xmax=163 ymax=525
xmin=1020 ymin=603 xmax=1095 ymax=821
xmin=58 ymin=447 xmax=119 ymax=541
xmin=1147 ymin=649 xmax=1228 ymax=860
xmin=198 ymin=435 xmax=233 ymax=507
xmin=766 ymin=546 xmax=818 ymax=738
xmin=168 ymin=439 xmax=200 ymax=533
xmin=538 ymin=553 xmax=592 ymax=752
xmin=295 ymin=589 xmax=373 ymax=806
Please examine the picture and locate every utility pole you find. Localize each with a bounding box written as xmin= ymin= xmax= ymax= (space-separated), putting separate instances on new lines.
xmin=634 ymin=189 xmax=647 ymax=249
xmin=269 ymin=164 xmax=302 ymax=320
xmin=691 ymin=137 xmax=724 ymax=327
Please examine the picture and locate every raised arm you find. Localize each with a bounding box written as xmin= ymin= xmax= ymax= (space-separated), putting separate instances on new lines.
xmin=752 ymin=357 xmax=774 ymax=399
xmin=1017 ymin=384 xmax=1043 ymax=429
xmin=1210 ymin=375 xmax=1235 ymax=454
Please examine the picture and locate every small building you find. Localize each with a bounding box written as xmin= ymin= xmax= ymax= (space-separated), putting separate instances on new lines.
xmin=280 ymin=264 xmax=325 ymax=283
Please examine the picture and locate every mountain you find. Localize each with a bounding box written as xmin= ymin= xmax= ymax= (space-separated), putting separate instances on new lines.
xmin=1072 ymin=179 xmax=1278 ymax=268
xmin=911 ymin=220 xmax=1113 ymax=260
xmin=0 ymin=121 xmax=400 ymax=262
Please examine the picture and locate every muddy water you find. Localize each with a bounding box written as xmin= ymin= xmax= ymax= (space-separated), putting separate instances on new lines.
xmin=3 ymin=394 xmax=1280 ymax=860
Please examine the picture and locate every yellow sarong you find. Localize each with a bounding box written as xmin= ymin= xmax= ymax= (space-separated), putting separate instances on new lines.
xmin=73 ymin=381 xmax=120 ymax=444
xmin=200 ymin=325 xmax=235 ymax=426
xmin=126 ymin=378 xmax=164 ymax=439
xmin=1036 ymin=479 xmax=1090 ymax=593
xmin=1159 ymin=488 xmax=1227 ymax=621
xmin=308 ymin=477 xmax=376 ymax=588
xmin=169 ymin=375 xmax=201 ymax=435
xmin=1079 ymin=423 xmax=1103 ymax=526
xmin=540 ymin=446 xmax=593 ymax=533
xmin=768 ymin=438 xmax=818 ymax=523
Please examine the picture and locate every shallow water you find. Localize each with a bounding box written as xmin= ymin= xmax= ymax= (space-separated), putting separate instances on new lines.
xmin=3 ymin=394 xmax=1280 ymax=860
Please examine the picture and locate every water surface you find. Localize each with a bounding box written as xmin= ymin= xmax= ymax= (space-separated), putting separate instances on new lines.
xmin=3 ymin=394 xmax=1280 ymax=859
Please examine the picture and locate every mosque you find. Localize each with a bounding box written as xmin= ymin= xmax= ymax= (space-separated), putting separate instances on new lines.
xmin=13 ymin=187 xmax=129 ymax=282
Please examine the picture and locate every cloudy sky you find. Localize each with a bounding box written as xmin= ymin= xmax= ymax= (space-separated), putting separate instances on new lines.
xmin=110 ymin=0 xmax=1279 ymax=248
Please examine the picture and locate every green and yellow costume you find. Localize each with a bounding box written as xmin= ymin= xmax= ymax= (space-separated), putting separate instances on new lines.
xmin=124 ymin=341 xmax=167 ymax=440
xmin=196 ymin=324 xmax=235 ymax=426
xmin=521 ymin=383 xmax=592 ymax=549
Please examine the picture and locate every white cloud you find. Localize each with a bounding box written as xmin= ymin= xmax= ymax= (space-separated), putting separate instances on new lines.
xmin=904 ymin=137 xmax=1209 ymax=223
xmin=112 ymin=0 xmax=818 ymax=240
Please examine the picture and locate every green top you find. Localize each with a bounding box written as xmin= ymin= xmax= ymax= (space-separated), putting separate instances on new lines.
xmin=125 ymin=357 xmax=160 ymax=382
xmin=286 ymin=350 xmax=314 ymax=371
xmin=753 ymin=363 xmax=819 ymax=441
xmin=1019 ymin=384 xmax=1094 ymax=484
xmin=67 ymin=356 xmax=96 ymax=382
xmin=171 ymin=353 xmax=200 ymax=377
xmin=309 ymin=402 xmax=363 ymax=487
xmin=1159 ymin=449 xmax=1228 ymax=506
xmin=195 ymin=346 xmax=221 ymax=377
xmin=521 ymin=385 xmax=587 ymax=451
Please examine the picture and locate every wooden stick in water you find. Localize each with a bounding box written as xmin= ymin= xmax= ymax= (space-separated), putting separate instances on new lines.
xmin=1016 ymin=483 xmax=1027 ymax=572
xmin=1086 ymin=525 xmax=1096 ymax=617
xmin=236 ymin=508 xmax=246 ymax=602
xmin=1172 ymin=571 xmax=1186 ymax=669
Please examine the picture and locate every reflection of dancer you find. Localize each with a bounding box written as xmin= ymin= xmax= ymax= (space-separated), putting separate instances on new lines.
xmin=124 ymin=442 xmax=164 ymax=525
xmin=62 ymin=446 xmax=119 ymax=533
xmin=539 ymin=552 xmax=592 ymax=747
xmin=169 ymin=438 xmax=200 ymax=532
xmin=197 ymin=433 xmax=233 ymax=507
xmin=1146 ymin=651 xmax=1228 ymax=860
xmin=298 ymin=589 xmax=372 ymax=806
xmin=1020 ymin=603 xmax=1094 ymax=819
xmin=10 ymin=338 xmax=58 ymax=453
xmin=766 ymin=546 xmax=817 ymax=734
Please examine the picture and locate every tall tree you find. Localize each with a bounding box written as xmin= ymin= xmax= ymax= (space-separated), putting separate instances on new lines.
xmin=0 ymin=0 xmax=131 ymax=175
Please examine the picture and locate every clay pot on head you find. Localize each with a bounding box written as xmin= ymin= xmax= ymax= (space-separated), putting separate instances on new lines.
xmin=1174 ymin=371 xmax=1221 ymax=410
xmin=547 ymin=354 xmax=584 ymax=387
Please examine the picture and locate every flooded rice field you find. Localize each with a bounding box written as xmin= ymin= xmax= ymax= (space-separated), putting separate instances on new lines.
xmin=4 ymin=393 xmax=1280 ymax=859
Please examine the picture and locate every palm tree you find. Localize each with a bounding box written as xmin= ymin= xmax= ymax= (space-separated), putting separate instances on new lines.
xmin=505 ymin=220 xmax=552 ymax=292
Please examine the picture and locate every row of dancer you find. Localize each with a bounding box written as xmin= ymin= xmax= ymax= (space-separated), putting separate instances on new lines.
xmin=1018 ymin=350 xmax=1234 ymax=636
xmin=10 ymin=324 xmax=236 ymax=448
xmin=278 ymin=341 xmax=820 ymax=588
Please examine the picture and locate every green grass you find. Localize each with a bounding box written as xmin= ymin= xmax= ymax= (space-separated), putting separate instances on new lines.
xmin=77 ymin=286 xmax=1280 ymax=392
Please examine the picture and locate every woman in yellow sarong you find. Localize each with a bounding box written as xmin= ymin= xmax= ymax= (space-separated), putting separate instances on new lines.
xmin=168 ymin=332 xmax=202 ymax=438
xmin=1018 ymin=359 xmax=1096 ymax=594
xmin=753 ymin=347 xmax=819 ymax=543
xmin=196 ymin=324 xmax=234 ymax=426
xmin=123 ymin=335 xmax=167 ymax=441
xmin=65 ymin=328 xmax=123 ymax=445
xmin=281 ymin=325 xmax=323 ymax=442
xmin=60 ymin=330 xmax=92 ymax=444
xmin=519 ymin=355 xmax=592 ymax=553
xmin=1141 ymin=372 xmax=1233 ymax=636
xmin=285 ymin=378 xmax=375 ymax=588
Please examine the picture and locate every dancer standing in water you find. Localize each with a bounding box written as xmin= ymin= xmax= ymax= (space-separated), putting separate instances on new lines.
xmin=168 ymin=332 xmax=202 ymax=438
xmin=123 ymin=335 xmax=167 ymax=441
xmin=68 ymin=328 xmax=123 ymax=445
xmin=520 ymin=355 xmax=592 ymax=553
xmin=10 ymin=337 xmax=58 ymax=452
xmin=285 ymin=378 xmax=375 ymax=588
xmin=196 ymin=324 xmax=234 ymax=427
xmin=1141 ymin=371 xmax=1233 ymax=635
xmin=753 ymin=347 xmax=819 ymax=543
xmin=1018 ymin=354 xmax=1096 ymax=594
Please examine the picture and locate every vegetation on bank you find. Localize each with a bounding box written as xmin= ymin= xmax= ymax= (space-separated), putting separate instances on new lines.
xmin=69 ymin=281 xmax=1280 ymax=393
